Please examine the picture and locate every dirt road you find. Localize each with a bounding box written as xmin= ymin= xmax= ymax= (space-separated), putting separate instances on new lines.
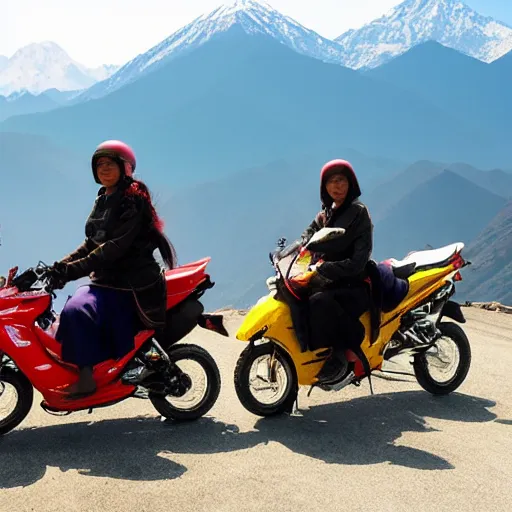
xmin=1 ymin=308 xmax=511 ymax=512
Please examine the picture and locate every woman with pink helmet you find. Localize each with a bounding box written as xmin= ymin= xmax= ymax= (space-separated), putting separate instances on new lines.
xmin=299 ymin=159 xmax=374 ymax=385
xmin=48 ymin=140 xmax=177 ymax=398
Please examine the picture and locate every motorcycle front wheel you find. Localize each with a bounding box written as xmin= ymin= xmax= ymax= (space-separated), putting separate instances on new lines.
xmin=0 ymin=367 xmax=33 ymax=436
xmin=234 ymin=341 xmax=298 ymax=417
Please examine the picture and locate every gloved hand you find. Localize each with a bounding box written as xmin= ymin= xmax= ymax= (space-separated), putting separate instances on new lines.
xmin=302 ymin=262 xmax=334 ymax=291
xmin=308 ymin=271 xmax=333 ymax=290
xmin=289 ymin=270 xmax=316 ymax=288
xmin=47 ymin=261 xmax=69 ymax=290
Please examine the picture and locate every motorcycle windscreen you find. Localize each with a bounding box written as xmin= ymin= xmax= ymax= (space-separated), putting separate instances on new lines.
xmin=276 ymin=248 xmax=313 ymax=281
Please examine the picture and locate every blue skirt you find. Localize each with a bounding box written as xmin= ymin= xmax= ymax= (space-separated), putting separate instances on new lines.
xmin=56 ymin=285 xmax=137 ymax=367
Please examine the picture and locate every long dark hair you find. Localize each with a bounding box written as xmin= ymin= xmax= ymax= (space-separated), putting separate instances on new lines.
xmin=122 ymin=176 xmax=177 ymax=269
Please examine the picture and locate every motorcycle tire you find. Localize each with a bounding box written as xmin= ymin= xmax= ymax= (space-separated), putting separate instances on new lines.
xmin=0 ymin=367 xmax=34 ymax=436
xmin=149 ymin=344 xmax=221 ymax=422
xmin=234 ymin=342 xmax=298 ymax=417
xmin=413 ymin=322 xmax=471 ymax=395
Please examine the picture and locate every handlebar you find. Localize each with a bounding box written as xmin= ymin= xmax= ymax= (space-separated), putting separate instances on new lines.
xmin=270 ymin=237 xmax=303 ymax=264
xmin=10 ymin=262 xmax=56 ymax=296
xmin=277 ymin=240 xmax=302 ymax=261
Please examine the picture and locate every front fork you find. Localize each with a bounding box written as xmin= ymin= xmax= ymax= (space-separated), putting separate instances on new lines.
xmin=0 ymin=351 xmax=15 ymax=372
xmin=265 ymin=343 xmax=279 ymax=383
xmin=0 ymin=352 xmax=17 ymax=396
xmin=250 ymin=339 xmax=280 ymax=385
xmin=0 ymin=352 xmax=4 ymax=397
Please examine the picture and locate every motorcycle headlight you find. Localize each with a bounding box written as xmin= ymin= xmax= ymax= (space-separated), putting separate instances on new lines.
xmin=256 ymin=295 xmax=270 ymax=306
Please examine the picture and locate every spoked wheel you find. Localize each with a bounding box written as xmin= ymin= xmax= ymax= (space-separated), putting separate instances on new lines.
xmin=413 ymin=322 xmax=471 ymax=395
xmin=149 ymin=344 xmax=221 ymax=422
xmin=234 ymin=341 xmax=298 ymax=417
xmin=0 ymin=367 xmax=34 ymax=436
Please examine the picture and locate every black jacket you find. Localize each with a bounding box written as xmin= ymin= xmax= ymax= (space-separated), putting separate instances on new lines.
xmin=302 ymin=199 xmax=373 ymax=286
xmin=302 ymin=160 xmax=373 ymax=290
xmin=61 ymin=182 xmax=167 ymax=328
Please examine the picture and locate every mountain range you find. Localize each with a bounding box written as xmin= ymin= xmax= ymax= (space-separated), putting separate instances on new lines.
xmin=372 ymin=170 xmax=507 ymax=261
xmin=0 ymin=41 xmax=118 ymax=96
xmin=336 ymin=0 xmax=512 ymax=69
xmin=0 ymin=89 xmax=81 ymax=122
xmin=366 ymin=160 xmax=512 ymax=221
xmin=1 ymin=28 xmax=508 ymax=181
xmin=3 ymin=0 xmax=512 ymax=97
xmin=78 ymin=0 xmax=346 ymax=101
xmin=457 ymin=201 xmax=512 ymax=306
xmin=366 ymin=40 xmax=511 ymax=138
xmin=0 ymin=0 xmax=510 ymax=307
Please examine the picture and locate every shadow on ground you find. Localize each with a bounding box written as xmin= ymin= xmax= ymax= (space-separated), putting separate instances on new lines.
xmin=0 ymin=391 xmax=498 ymax=488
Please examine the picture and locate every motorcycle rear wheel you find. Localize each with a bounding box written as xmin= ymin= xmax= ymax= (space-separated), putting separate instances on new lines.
xmin=149 ymin=344 xmax=221 ymax=422
xmin=413 ymin=322 xmax=471 ymax=395
xmin=0 ymin=367 xmax=33 ymax=436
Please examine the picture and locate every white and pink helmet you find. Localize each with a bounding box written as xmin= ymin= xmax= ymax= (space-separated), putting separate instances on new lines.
xmin=91 ymin=140 xmax=136 ymax=184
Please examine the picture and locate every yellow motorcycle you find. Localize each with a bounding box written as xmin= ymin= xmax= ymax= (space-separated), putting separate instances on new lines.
xmin=234 ymin=228 xmax=472 ymax=417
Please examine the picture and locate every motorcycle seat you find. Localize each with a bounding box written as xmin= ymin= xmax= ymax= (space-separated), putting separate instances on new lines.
xmin=394 ymin=242 xmax=464 ymax=272
xmin=165 ymin=258 xmax=210 ymax=283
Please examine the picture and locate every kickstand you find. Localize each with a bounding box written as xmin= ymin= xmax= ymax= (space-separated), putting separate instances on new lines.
xmin=353 ymin=346 xmax=374 ymax=396
xmin=290 ymin=394 xmax=303 ymax=417
xmin=292 ymin=396 xmax=299 ymax=414
xmin=307 ymin=383 xmax=319 ymax=398
xmin=368 ymin=373 xmax=374 ymax=396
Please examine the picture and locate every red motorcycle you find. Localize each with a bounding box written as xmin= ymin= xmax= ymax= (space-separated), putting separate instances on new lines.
xmin=0 ymin=258 xmax=228 ymax=436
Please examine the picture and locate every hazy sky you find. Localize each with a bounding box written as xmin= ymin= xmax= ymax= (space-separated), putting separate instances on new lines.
xmin=3 ymin=0 xmax=512 ymax=67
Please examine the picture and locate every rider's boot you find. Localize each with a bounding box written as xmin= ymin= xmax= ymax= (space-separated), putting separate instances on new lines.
xmin=64 ymin=366 xmax=97 ymax=399
xmin=315 ymin=348 xmax=351 ymax=385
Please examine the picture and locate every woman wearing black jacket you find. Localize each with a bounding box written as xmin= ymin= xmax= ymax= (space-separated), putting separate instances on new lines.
xmin=300 ymin=159 xmax=373 ymax=384
xmin=49 ymin=140 xmax=177 ymax=399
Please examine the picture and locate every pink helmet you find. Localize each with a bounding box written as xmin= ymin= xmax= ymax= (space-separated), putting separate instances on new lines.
xmin=91 ymin=140 xmax=136 ymax=184
xmin=319 ymin=159 xmax=361 ymax=207
xmin=320 ymin=159 xmax=355 ymax=182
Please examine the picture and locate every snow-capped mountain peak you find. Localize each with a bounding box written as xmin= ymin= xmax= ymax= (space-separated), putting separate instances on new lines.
xmin=196 ymin=0 xmax=289 ymax=25
xmin=80 ymin=0 xmax=345 ymax=100
xmin=142 ymin=0 xmax=344 ymax=68
xmin=335 ymin=0 xmax=512 ymax=69
xmin=0 ymin=41 xmax=119 ymax=96
xmin=0 ymin=55 xmax=8 ymax=73
xmin=203 ymin=0 xmax=274 ymax=20
xmin=10 ymin=41 xmax=67 ymax=62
